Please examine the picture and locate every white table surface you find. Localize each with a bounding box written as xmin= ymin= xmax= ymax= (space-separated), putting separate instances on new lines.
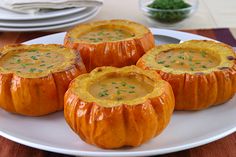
xmin=91 ymin=0 xmax=236 ymax=30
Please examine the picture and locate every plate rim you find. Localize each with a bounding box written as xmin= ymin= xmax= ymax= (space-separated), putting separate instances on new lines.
xmin=0 ymin=7 xmax=101 ymax=32
xmin=0 ymin=28 xmax=235 ymax=156
xmin=0 ymin=7 xmax=86 ymax=20
xmin=0 ymin=7 xmax=98 ymax=28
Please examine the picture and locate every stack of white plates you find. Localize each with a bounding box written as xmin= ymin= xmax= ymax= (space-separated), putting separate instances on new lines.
xmin=0 ymin=6 xmax=101 ymax=32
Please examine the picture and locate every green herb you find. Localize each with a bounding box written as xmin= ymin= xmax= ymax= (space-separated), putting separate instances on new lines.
xmin=190 ymin=67 xmax=194 ymax=71
xmin=112 ymin=82 xmax=116 ymax=84
xmin=128 ymin=85 xmax=135 ymax=89
xmin=31 ymin=56 xmax=38 ymax=60
xmin=40 ymin=64 xmax=46 ymax=66
xmin=202 ymin=65 xmax=207 ymax=69
xmin=38 ymin=69 xmax=43 ymax=72
xmin=157 ymin=61 xmax=165 ymax=64
xmin=47 ymin=65 xmax=54 ymax=69
xmin=116 ymin=90 xmax=121 ymax=95
xmin=148 ymin=0 xmax=191 ymax=24
xmin=121 ymin=82 xmax=127 ymax=86
xmin=29 ymin=68 xmax=37 ymax=73
xmin=128 ymin=91 xmax=135 ymax=93
xmin=200 ymin=51 xmax=207 ymax=57
xmin=28 ymin=49 xmax=37 ymax=52
xmin=164 ymin=65 xmax=170 ymax=68
xmin=16 ymin=59 xmax=21 ymax=63
xmin=178 ymin=56 xmax=185 ymax=60
xmin=195 ymin=62 xmax=201 ymax=65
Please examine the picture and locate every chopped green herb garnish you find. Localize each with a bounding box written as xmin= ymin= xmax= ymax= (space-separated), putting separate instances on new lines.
xmin=157 ymin=61 xmax=165 ymax=64
xmin=16 ymin=59 xmax=21 ymax=63
xmin=200 ymin=51 xmax=207 ymax=57
xmin=128 ymin=91 xmax=135 ymax=93
xmin=178 ymin=56 xmax=185 ymax=60
xmin=112 ymin=82 xmax=116 ymax=84
xmin=164 ymin=65 xmax=170 ymax=68
xmin=121 ymin=82 xmax=126 ymax=86
xmin=40 ymin=64 xmax=46 ymax=66
xmin=190 ymin=67 xmax=194 ymax=71
xmin=29 ymin=68 xmax=37 ymax=73
xmin=202 ymin=65 xmax=207 ymax=68
xmin=128 ymin=85 xmax=135 ymax=89
xmin=31 ymin=56 xmax=38 ymax=60
xmin=47 ymin=65 xmax=54 ymax=69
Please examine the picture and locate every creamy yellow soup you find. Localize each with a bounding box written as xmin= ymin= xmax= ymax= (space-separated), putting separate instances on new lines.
xmin=156 ymin=49 xmax=219 ymax=71
xmin=0 ymin=49 xmax=64 ymax=74
xmin=89 ymin=76 xmax=153 ymax=101
xmin=77 ymin=27 xmax=135 ymax=43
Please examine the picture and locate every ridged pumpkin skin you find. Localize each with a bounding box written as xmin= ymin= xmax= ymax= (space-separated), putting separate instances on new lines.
xmin=64 ymin=66 xmax=175 ymax=149
xmin=137 ymin=40 xmax=236 ymax=110
xmin=64 ymin=20 xmax=155 ymax=72
xmin=0 ymin=44 xmax=87 ymax=116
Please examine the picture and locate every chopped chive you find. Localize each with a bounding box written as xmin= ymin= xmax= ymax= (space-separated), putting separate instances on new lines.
xmin=128 ymin=85 xmax=135 ymax=89
xmin=29 ymin=68 xmax=36 ymax=73
xmin=38 ymin=69 xmax=43 ymax=72
xmin=157 ymin=61 xmax=165 ymax=64
xmin=164 ymin=65 xmax=170 ymax=68
xmin=16 ymin=59 xmax=21 ymax=63
xmin=117 ymin=90 xmax=121 ymax=95
xmin=190 ymin=67 xmax=194 ymax=71
xmin=121 ymin=82 xmax=126 ymax=86
xmin=31 ymin=56 xmax=38 ymax=60
xmin=47 ymin=65 xmax=54 ymax=69
xmin=40 ymin=64 xmax=46 ymax=66
xmin=200 ymin=51 xmax=206 ymax=57
xmin=195 ymin=62 xmax=201 ymax=65
xmin=111 ymin=82 xmax=116 ymax=84
xmin=28 ymin=49 xmax=37 ymax=52
xmin=202 ymin=65 xmax=207 ymax=69
xmin=178 ymin=56 xmax=185 ymax=60
xmin=128 ymin=91 xmax=135 ymax=93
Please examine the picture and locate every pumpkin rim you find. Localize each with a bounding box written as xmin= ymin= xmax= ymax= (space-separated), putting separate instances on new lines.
xmin=67 ymin=65 xmax=170 ymax=107
xmin=139 ymin=40 xmax=236 ymax=74
xmin=0 ymin=44 xmax=81 ymax=78
xmin=65 ymin=19 xmax=152 ymax=44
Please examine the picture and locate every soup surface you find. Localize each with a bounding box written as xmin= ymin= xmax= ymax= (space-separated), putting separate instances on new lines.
xmin=77 ymin=27 xmax=134 ymax=43
xmin=156 ymin=48 xmax=219 ymax=71
xmin=89 ymin=76 xmax=153 ymax=101
xmin=0 ymin=49 xmax=64 ymax=74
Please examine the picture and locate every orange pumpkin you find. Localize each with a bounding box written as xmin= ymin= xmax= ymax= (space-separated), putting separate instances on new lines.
xmin=64 ymin=19 xmax=155 ymax=72
xmin=64 ymin=66 xmax=175 ymax=149
xmin=137 ymin=40 xmax=236 ymax=110
xmin=0 ymin=44 xmax=86 ymax=116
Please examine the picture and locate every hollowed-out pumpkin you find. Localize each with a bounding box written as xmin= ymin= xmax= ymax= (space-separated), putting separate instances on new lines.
xmin=64 ymin=66 xmax=174 ymax=149
xmin=0 ymin=44 xmax=86 ymax=116
xmin=64 ymin=19 xmax=155 ymax=72
xmin=137 ymin=40 xmax=236 ymax=110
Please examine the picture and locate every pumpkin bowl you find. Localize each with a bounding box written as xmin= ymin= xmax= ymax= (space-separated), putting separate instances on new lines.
xmin=0 ymin=44 xmax=87 ymax=116
xmin=137 ymin=40 xmax=236 ymax=110
xmin=64 ymin=19 xmax=155 ymax=72
xmin=64 ymin=66 xmax=175 ymax=149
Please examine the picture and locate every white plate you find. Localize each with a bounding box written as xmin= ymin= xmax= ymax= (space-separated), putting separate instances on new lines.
xmin=0 ymin=28 xmax=235 ymax=156
xmin=0 ymin=7 xmax=86 ymax=20
xmin=0 ymin=7 xmax=98 ymax=28
xmin=0 ymin=7 xmax=101 ymax=32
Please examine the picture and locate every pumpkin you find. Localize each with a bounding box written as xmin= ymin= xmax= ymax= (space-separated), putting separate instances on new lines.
xmin=0 ymin=44 xmax=86 ymax=116
xmin=64 ymin=66 xmax=174 ymax=149
xmin=64 ymin=19 xmax=155 ymax=72
xmin=137 ymin=40 xmax=236 ymax=110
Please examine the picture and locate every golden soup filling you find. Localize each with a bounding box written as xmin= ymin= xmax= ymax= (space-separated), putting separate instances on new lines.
xmin=89 ymin=76 xmax=153 ymax=101
xmin=0 ymin=49 xmax=64 ymax=74
xmin=77 ymin=27 xmax=135 ymax=43
xmin=156 ymin=48 xmax=220 ymax=71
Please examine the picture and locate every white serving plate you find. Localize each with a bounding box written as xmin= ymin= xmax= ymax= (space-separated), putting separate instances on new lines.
xmin=0 ymin=7 xmax=86 ymax=20
xmin=0 ymin=28 xmax=235 ymax=156
xmin=0 ymin=7 xmax=98 ymax=28
xmin=0 ymin=7 xmax=101 ymax=32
